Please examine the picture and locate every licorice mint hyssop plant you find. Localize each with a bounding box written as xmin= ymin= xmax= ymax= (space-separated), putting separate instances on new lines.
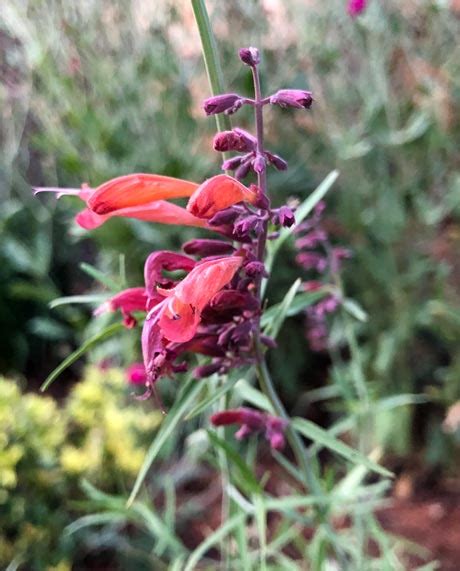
xmin=35 ymin=43 xmax=397 ymax=568
xmin=35 ymin=47 xmax=313 ymax=449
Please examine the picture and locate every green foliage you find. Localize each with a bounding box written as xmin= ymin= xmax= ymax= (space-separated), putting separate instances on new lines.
xmin=0 ymin=368 xmax=161 ymax=569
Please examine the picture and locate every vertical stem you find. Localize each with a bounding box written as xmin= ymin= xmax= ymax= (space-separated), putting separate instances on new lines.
xmin=191 ymin=0 xmax=232 ymax=155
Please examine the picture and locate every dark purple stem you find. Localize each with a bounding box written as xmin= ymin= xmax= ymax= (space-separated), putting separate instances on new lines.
xmin=252 ymin=65 xmax=268 ymax=298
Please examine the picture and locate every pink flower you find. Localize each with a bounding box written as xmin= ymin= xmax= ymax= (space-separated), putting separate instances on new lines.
xmin=347 ymin=0 xmax=367 ymax=17
xmin=126 ymin=363 xmax=147 ymax=385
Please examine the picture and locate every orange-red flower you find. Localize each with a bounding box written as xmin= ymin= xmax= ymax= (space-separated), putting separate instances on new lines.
xmin=187 ymin=174 xmax=258 ymax=219
xmin=155 ymin=256 xmax=243 ymax=343
xmin=87 ymin=173 xmax=199 ymax=214
xmin=35 ymin=174 xmax=208 ymax=230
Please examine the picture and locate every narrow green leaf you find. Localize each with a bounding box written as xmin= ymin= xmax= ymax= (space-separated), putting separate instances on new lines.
xmin=65 ymin=513 xmax=124 ymax=536
xmin=207 ymin=430 xmax=262 ymax=494
xmin=40 ymin=322 xmax=125 ymax=391
xmin=234 ymin=379 xmax=273 ymax=413
xmin=292 ymin=418 xmax=393 ymax=478
xmin=79 ymin=262 xmax=120 ymax=290
xmin=49 ymin=293 xmax=109 ymax=309
xmin=185 ymin=374 xmax=239 ymax=420
xmin=261 ymin=290 xmax=326 ymax=328
xmin=342 ymin=298 xmax=368 ymax=322
xmin=127 ymin=377 xmax=203 ymax=506
xmin=263 ymin=279 xmax=301 ymax=338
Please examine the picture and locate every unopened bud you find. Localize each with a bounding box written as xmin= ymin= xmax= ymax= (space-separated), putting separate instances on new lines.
xmin=277 ymin=206 xmax=296 ymax=228
xmin=203 ymin=93 xmax=243 ymax=116
xmin=252 ymin=154 xmax=266 ymax=174
xmin=270 ymin=89 xmax=313 ymax=110
xmin=222 ymin=156 xmax=244 ymax=171
xmin=213 ymin=128 xmax=257 ymax=153
xmin=208 ymin=207 xmax=241 ymax=226
xmin=183 ymin=239 xmax=235 ymax=257
xmin=235 ymin=159 xmax=253 ymax=181
xmin=239 ymin=47 xmax=260 ymax=67
xmin=194 ymin=362 xmax=222 ymax=378
xmin=265 ymin=151 xmax=288 ymax=171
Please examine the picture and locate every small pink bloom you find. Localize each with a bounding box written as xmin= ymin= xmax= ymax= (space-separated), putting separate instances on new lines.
xmin=126 ymin=363 xmax=147 ymax=385
xmin=187 ymin=175 xmax=258 ymax=219
xmin=347 ymin=0 xmax=367 ymax=17
xmin=95 ymin=287 xmax=147 ymax=328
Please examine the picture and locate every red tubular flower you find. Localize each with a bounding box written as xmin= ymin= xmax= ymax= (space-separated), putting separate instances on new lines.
xmin=187 ymin=175 xmax=258 ymax=219
xmin=210 ymin=407 xmax=287 ymax=450
xmin=94 ymin=287 xmax=147 ymax=328
xmin=75 ymin=201 xmax=210 ymax=230
xmin=156 ymin=256 xmax=243 ymax=343
xmin=87 ymin=173 xmax=199 ymax=215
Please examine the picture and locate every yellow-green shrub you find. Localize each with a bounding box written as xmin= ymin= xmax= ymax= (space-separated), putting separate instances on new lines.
xmin=0 ymin=367 xmax=161 ymax=569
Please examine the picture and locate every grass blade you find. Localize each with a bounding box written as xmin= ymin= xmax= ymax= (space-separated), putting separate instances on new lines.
xmin=127 ymin=377 xmax=203 ymax=506
xmin=40 ymin=322 xmax=124 ymax=391
xmin=292 ymin=418 xmax=393 ymax=478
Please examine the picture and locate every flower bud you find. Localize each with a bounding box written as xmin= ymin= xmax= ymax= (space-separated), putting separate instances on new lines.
xmin=270 ymin=89 xmax=313 ymax=110
xmin=222 ymin=156 xmax=244 ymax=171
xmin=244 ymin=261 xmax=268 ymax=278
xmin=238 ymin=47 xmax=260 ymax=67
xmin=194 ymin=362 xmax=223 ymax=378
xmin=203 ymin=93 xmax=243 ymax=116
xmin=252 ymin=154 xmax=266 ymax=174
xmin=213 ymin=128 xmax=257 ymax=153
xmin=235 ymin=159 xmax=253 ymax=181
xmin=265 ymin=151 xmax=288 ymax=171
xmin=183 ymin=238 xmax=235 ymax=257
xmin=276 ymin=206 xmax=296 ymax=228
xmin=234 ymin=215 xmax=264 ymax=238
xmin=208 ymin=207 xmax=241 ymax=226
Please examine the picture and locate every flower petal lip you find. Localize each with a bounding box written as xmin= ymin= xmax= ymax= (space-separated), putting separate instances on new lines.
xmin=187 ymin=174 xmax=258 ymax=219
xmin=88 ymin=173 xmax=199 ymax=215
xmin=157 ymin=256 xmax=243 ymax=343
xmin=75 ymin=200 xmax=209 ymax=230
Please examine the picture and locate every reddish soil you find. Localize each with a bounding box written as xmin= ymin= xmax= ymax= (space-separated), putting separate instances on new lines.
xmin=378 ymin=488 xmax=460 ymax=570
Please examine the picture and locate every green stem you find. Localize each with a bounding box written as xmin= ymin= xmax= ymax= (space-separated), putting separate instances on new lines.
xmin=191 ymin=0 xmax=232 ymax=143
xmin=255 ymin=350 xmax=322 ymax=497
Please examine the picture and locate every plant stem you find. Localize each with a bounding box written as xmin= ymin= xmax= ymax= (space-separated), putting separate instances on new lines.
xmin=191 ymin=0 xmax=231 ymax=163
xmin=251 ymin=58 xmax=349 ymax=569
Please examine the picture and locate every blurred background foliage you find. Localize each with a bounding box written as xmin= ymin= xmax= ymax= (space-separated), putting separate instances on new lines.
xmin=0 ymin=366 xmax=162 ymax=569
xmin=1 ymin=0 xmax=460 ymax=563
